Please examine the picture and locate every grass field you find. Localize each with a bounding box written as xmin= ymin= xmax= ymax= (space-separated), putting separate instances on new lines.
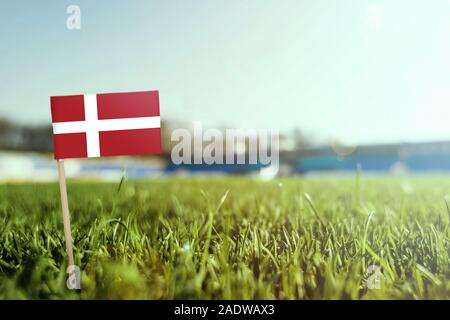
xmin=0 ymin=176 xmax=449 ymax=299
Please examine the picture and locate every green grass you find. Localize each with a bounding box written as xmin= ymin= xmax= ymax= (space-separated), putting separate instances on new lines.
xmin=0 ymin=177 xmax=449 ymax=299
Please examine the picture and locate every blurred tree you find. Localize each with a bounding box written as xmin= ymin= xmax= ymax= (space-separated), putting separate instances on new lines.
xmin=0 ymin=118 xmax=22 ymax=150
xmin=292 ymin=127 xmax=314 ymax=150
xmin=20 ymin=125 xmax=53 ymax=152
xmin=0 ymin=118 xmax=52 ymax=152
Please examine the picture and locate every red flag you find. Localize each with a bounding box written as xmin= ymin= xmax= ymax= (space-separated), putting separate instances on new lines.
xmin=50 ymin=90 xmax=162 ymax=159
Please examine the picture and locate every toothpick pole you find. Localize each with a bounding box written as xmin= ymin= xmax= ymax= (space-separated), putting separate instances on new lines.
xmin=57 ymin=159 xmax=75 ymax=266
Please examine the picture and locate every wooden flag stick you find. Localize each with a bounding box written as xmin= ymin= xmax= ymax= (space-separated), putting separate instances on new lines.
xmin=57 ymin=159 xmax=75 ymax=266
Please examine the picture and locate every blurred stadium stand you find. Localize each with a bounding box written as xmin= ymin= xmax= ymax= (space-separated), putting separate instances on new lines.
xmin=3 ymin=117 xmax=450 ymax=180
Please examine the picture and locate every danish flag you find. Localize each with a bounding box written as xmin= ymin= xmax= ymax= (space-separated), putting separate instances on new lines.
xmin=50 ymin=90 xmax=162 ymax=159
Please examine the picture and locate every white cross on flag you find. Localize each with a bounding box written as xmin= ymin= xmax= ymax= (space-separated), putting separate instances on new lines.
xmin=50 ymin=90 xmax=162 ymax=159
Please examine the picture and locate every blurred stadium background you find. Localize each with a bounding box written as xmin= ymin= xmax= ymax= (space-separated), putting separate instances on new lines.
xmin=3 ymin=1 xmax=450 ymax=181
xmin=3 ymin=117 xmax=450 ymax=181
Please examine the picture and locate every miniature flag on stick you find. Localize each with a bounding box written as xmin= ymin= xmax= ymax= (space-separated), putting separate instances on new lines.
xmin=51 ymin=90 xmax=161 ymax=159
xmin=50 ymin=90 xmax=162 ymax=279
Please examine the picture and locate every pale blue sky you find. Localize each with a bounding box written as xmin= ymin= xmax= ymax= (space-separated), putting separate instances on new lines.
xmin=1 ymin=0 xmax=450 ymax=144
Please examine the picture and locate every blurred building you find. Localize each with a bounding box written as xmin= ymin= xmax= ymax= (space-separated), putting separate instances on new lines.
xmin=283 ymin=141 xmax=450 ymax=174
